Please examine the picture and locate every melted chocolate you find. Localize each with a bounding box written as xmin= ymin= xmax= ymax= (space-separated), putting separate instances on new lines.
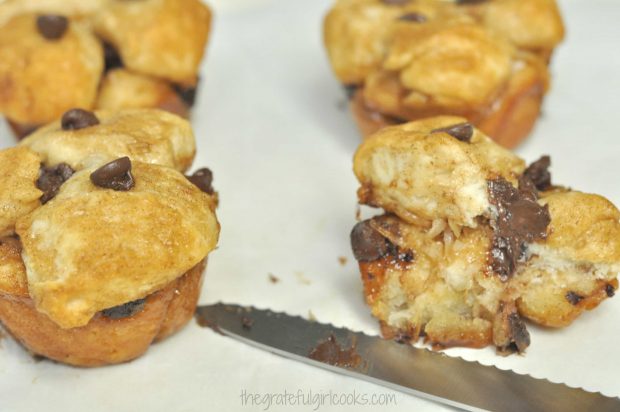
xmin=606 ymin=284 xmax=616 ymax=298
xmin=37 ymin=163 xmax=75 ymax=204
xmin=103 ymin=42 xmax=123 ymax=72
xmin=350 ymin=220 xmax=395 ymax=262
xmin=186 ymin=168 xmax=214 ymax=194
xmin=308 ymin=334 xmax=362 ymax=368
xmin=507 ymin=312 xmax=530 ymax=353
xmin=101 ymin=298 xmax=146 ymax=319
xmin=398 ymin=12 xmax=428 ymax=23
xmin=523 ymin=156 xmax=552 ymax=191
xmin=488 ymin=178 xmax=550 ymax=281
xmin=566 ymin=291 xmax=584 ymax=305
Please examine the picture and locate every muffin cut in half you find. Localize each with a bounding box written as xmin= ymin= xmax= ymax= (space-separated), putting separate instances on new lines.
xmin=351 ymin=117 xmax=619 ymax=353
xmin=0 ymin=109 xmax=220 ymax=366
xmin=0 ymin=0 xmax=212 ymax=139
xmin=324 ymin=0 xmax=564 ymax=148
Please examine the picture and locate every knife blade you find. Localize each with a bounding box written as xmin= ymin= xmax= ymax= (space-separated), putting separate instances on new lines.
xmin=195 ymin=303 xmax=620 ymax=412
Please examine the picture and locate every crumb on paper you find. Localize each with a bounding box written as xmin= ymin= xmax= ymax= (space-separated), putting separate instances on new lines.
xmin=295 ymin=271 xmax=311 ymax=285
xmin=268 ymin=273 xmax=280 ymax=284
xmin=355 ymin=205 xmax=361 ymax=221
xmin=338 ymin=256 xmax=348 ymax=266
xmin=308 ymin=310 xmax=317 ymax=322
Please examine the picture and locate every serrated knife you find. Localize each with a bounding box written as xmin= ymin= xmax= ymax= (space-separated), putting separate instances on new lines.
xmin=195 ymin=303 xmax=620 ymax=412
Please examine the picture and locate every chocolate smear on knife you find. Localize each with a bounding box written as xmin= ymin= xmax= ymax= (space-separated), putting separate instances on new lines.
xmin=309 ymin=334 xmax=362 ymax=368
xmin=37 ymin=15 xmax=68 ymax=40
xmin=90 ymin=157 xmax=135 ymax=191
xmin=37 ymin=163 xmax=74 ymax=204
xmin=61 ymin=109 xmax=100 ymax=130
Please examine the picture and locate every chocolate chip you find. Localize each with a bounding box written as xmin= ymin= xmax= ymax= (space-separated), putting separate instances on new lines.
xmin=241 ymin=317 xmax=254 ymax=330
xmin=343 ymin=84 xmax=358 ymax=100
xmin=382 ymin=0 xmax=411 ymax=4
xmin=101 ymin=299 xmax=146 ymax=319
xmin=566 ymin=291 xmax=584 ymax=305
xmin=488 ymin=178 xmax=551 ymax=281
xmin=173 ymin=82 xmax=199 ymax=107
xmin=456 ymin=0 xmax=489 ymax=4
xmin=36 ymin=15 xmax=68 ymax=40
xmin=350 ymin=220 xmax=394 ymax=262
xmin=397 ymin=250 xmax=415 ymax=263
xmin=523 ymin=156 xmax=552 ymax=191
xmin=103 ymin=42 xmax=123 ymax=72
xmin=398 ymin=12 xmax=427 ymax=23
xmin=431 ymin=123 xmax=474 ymax=143
xmin=90 ymin=157 xmax=135 ymax=191
xmin=507 ymin=312 xmax=530 ymax=353
xmin=37 ymin=163 xmax=74 ymax=204
xmin=605 ymin=284 xmax=616 ymax=298
xmin=61 ymin=109 xmax=100 ymax=131
xmin=186 ymin=168 xmax=214 ymax=194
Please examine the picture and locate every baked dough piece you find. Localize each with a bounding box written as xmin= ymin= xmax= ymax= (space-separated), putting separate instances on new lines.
xmin=0 ymin=13 xmax=103 ymax=125
xmin=324 ymin=0 xmax=563 ymax=147
xmin=20 ymin=109 xmax=196 ymax=172
xmin=351 ymin=119 xmax=619 ymax=353
xmin=0 ymin=147 xmax=42 ymax=237
xmin=93 ymin=0 xmax=212 ymax=85
xmin=96 ymin=69 xmax=190 ymax=118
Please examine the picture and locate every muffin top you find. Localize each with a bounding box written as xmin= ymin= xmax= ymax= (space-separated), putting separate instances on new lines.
xmin=20 ymin=108 xmax=196 ymax=172
xmin=16 ymin=159 xmax=220 ymax=329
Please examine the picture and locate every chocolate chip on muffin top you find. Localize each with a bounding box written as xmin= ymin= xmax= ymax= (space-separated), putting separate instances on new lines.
xmin=36 ymin=15 xmax=68 ymax=40
xmin=37 ymin=163 xmax=75 ymax=204
xmin=90 ymin=157 xmax=135 ymax=191
xmin=61 ymin=109 xmax=100 ymax=131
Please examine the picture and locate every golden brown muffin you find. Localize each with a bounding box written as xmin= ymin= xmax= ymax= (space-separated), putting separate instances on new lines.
xmin=0 ymin=157 xmax=220 ymax=366
xmin=324 ymin=0 xmax=564 ymax=147
xmin=351 ymin=118 xmax=619 ymax=353
xmin=20 ymin=108 xmax=196 ymax=172
xmin=0 ymin=0 xmax=212 ymax=139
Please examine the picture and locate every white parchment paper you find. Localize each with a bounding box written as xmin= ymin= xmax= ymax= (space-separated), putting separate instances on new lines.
xmin=0 ymin=0 xmax=618 ymax=410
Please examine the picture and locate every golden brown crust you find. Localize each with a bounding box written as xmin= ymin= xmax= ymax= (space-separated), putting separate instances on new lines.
xmin=0 ymin=14 xmax=103 ymax=125
xmin=93 ymin=0 xmax=212 ymax=84
xmin=0 ymin=147 xmax=42 ymax=236
xmin=0 ymin=259 xmax=206 ymax=367
xmin=324 ymin=0 xmax=562 ymax=146
xmin=96 ymin=69 xmax=190 ymax=119
xmin=20 ymin=109 xmax=196 ymax=172
xmin=15 ymin=161 xmax=219 ymax=329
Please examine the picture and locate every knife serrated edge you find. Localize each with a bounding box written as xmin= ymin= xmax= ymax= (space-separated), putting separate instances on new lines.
xmin=195 ymin=303 xmax=620 ymax=412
